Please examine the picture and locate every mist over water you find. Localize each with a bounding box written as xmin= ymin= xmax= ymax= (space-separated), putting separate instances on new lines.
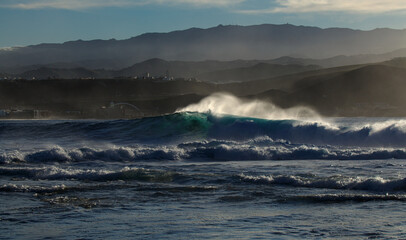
xmin=177 ymin=93 xmax=320 ymax=120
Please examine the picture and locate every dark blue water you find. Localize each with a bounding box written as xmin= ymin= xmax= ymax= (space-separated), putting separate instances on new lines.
xmin=2 ymin=113 xmax=406 ymax=239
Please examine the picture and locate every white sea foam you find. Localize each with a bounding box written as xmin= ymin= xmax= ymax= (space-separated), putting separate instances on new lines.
xmin=239 ymin=173 xmax=406 ymax=192
xmin=1 ymin=141 xmax=406 ymax=164
xmin=0 ymin=183 xmax=67 ymax=193
xmin=0 ymin=165 xmax=175 ymax=182
xmin=287 ymin=193 xmax=406 ymax=202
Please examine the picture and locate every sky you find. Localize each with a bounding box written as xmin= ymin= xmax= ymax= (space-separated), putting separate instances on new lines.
xmin=1 ymin=0 xmax=406 ymax=48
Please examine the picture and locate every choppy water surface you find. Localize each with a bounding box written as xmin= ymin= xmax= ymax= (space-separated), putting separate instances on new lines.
xmin=2 ymin=113 xmax=406 ymax=239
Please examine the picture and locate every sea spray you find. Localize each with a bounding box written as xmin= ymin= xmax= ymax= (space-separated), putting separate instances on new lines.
xmin=177 ymin=92 xmax=320 ymax=120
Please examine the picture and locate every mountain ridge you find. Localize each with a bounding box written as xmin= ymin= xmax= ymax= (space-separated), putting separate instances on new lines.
xmin=2 ymin=23 xmax=406 ymax=69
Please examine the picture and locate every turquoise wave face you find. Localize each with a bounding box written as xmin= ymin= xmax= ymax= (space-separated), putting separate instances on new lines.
xmin=1 ymin=112 xmax=406 ymax=147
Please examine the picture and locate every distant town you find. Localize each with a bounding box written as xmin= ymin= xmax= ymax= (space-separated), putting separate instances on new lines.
xmin=0 ymin=101 xmax=144 ymax=119
xmin=0 ymin=76 xmax=205 ymax=120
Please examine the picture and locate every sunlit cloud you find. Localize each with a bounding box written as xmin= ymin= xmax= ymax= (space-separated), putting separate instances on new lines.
xmin=238 ymin=0 xmax=406 ymax=14
xmin=1 ymin=0 xmax=245 ymax=10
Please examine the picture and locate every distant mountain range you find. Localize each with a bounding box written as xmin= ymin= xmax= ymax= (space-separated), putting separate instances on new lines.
xmin=1 ymin=24 xmax=406 ymax=70
xmin=3 ymin=55 xmax=406 ymax=84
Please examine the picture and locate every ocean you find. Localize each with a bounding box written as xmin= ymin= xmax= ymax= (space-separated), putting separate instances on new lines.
xmin=2 ymin=111 xmax=406 ymax=239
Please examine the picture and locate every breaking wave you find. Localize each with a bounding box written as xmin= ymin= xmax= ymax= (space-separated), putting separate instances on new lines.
xmin=239 ymin=173 xmax=406 ymax=192
xmin=2 ymin=112 xmax=406 ymax=147
xmin=177 ymin=93 xmax=320 ymax=120
xmin=2 ymin=112 xmax=406 ymax=163
xmin=0 ymin=166 xmax=177 ymax=182
xmin=2 ymin=141 xmax=406 ymax=164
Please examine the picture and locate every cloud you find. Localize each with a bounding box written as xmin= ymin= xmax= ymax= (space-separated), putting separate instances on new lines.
xmin=154 ymin=0 xmax=245 ymax=7
xmin=4 ymin=0 xmax=406 ymax=14
xmin=1 ymin=0 xmax=244 ymax=10
xmin=238 ymin=0 xmax=406 ymax=14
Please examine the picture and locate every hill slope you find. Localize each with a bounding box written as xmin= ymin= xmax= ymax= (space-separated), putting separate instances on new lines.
xmin=12 ymin=58 xmax=322 ymax=83
xmin=254 ymin=65 xmax=406 ymax=116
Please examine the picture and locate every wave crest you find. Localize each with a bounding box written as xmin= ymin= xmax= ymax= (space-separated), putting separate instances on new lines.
xmin=177 ymin=93 xmax=320 ymax=120
xmin=0 ymin=166 xmax=177 ymax=182
xmin=239 ymin=173 xmax=406 ymax=192
xmin=2 ymin=141 xmax=406 ymax=164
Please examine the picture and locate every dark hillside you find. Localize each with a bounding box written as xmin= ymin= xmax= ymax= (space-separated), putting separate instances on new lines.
xmin=255 ymin=65 xmax=406 ymax=116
